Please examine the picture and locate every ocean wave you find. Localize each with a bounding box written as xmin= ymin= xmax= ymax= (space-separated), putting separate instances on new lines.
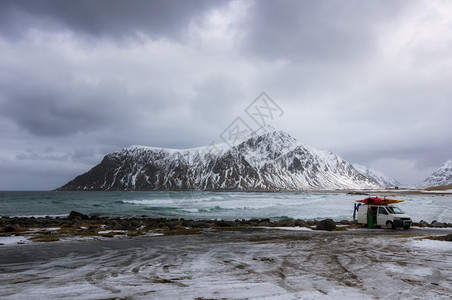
xmin=167 ymin=194 xmax=225 ymax=202
xmin=123 ymin=199 xmax=175 ymax=206
xmin=179 ymin=206 xmax=232 ymax=213
xmin=143 ymin=206 xmax=179 ymax=211
xmin=179 ymin=208 xmax=200 ymax=213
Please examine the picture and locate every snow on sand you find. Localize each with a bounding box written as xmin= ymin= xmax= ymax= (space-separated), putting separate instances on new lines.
xmin=0 ymin=228 xmax=451 ymax=299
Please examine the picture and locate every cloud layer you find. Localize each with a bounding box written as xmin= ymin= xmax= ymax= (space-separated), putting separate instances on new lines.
xmin=1 ymin=0 xmax=451 ymax=189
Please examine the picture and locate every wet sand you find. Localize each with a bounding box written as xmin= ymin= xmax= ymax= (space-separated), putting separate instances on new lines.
xmin=1 ymin=227 xmax=451 ymax=299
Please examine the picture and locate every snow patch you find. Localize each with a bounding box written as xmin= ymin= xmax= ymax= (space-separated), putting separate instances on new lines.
xmin=0 ymin=235 xmax=28 ymax=246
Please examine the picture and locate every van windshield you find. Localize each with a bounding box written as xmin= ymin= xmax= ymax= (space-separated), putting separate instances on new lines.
xmin=387 ymin=207 xmax=404 ymax=214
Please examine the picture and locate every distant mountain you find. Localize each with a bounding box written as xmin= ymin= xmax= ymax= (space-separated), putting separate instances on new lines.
xmin=352 ymin=164 xmax=401 ymax=188
xmin=58 ymin=129 xmax=382 ymax=191
xmin=417 ymin=159 xmax=452 ymax=188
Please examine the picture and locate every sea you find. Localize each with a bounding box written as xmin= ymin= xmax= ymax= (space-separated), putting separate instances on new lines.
xmin=1 ymin=191 xmax=451 ymax=223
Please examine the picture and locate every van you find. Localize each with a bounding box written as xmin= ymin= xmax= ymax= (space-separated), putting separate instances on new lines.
xmin=357 ymin=204 xmax=412 ymax=229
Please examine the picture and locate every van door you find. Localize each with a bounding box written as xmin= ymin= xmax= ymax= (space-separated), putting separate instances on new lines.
xmin=377 ymin=206 xmax=389 ymax=226
xmin=357 ymin=205 xmax=367 ymax=224
xmin=368 ymin=206 xmax=378 ymax=227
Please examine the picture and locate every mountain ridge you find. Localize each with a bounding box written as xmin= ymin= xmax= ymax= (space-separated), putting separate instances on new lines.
xmin=58 ymin=129 xmax=382 ymax=191
xmin=352 ymin=163 xmax=401 ymax=188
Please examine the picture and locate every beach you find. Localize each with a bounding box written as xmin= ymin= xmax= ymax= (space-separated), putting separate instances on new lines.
xmin=1 ymin=223 xmax=451 ymax=299
xmin=1 ymin=190 xmax=452 ymax=299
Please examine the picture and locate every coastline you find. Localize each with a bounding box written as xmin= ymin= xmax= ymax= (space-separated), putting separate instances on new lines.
xmin=1 ymin=212 xmax=451 ymax=245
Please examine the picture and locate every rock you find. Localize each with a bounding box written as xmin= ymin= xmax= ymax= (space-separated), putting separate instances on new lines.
xmin=444 ymin=234 xmax=452 ymax=242
xmin=347 ymin=192 xmax=369 ymax=195
xmin=214 ymin=220 xmax=235 ymax=227
xmin=68 ymin=211 xmax=89 ymax=220
xmin=294 ymin=219 xmax=307 ymax=227
xmin=316 ymin=219 xmax=336 ymax=231
xmin=275 ymin=219 xmax=295 ymax=227
xmin=339 ymin=220 xmax=350 ymax=225
xmin=1 ymin=224 xmax=17 ymax=232
xmin=307 ymin=220 xmax=318 ymax=226
xmin=418 ymin=220 xmax=429 ymax=227
xmin=258 ymin=221 xmax=273 ymax=227
xmin=431 ymin=221 xmax=445 ymax=228
xmin=130 ymin=220 xmax=143 ymax=229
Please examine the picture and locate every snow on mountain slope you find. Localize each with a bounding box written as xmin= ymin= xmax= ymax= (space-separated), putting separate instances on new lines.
xmin=58 ymin=129 xmax=382 ymax=191
xmin=417 ymin=159 xmax=452 ymax=188
xmin=352 ymin=164 xmax=401 ymax=188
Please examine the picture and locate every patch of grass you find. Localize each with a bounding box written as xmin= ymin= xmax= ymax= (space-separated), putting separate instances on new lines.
xmin=29 ymin=234 xmax=60 ymax=242
xmin=422 ymin=235 xmax=451 ymax=241
xmin=425 ymin=185 xmax=452 ymax=191
xmin=127 ymin=230 xmax=145 ymax=237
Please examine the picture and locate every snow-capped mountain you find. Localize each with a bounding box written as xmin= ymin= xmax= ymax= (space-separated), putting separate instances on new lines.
xmin=352 ymin=164 xmax=401 ymax=188
xmin=417 ymin=159 xmax=452 ymax=188
xmin=58 ymin=129 xmax=382 ymax=191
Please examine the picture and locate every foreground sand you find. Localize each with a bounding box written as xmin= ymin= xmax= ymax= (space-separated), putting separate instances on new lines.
xmin=1 ymin=227 xmax=451 ymax=299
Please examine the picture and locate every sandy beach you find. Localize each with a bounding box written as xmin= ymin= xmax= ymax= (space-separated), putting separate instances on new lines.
xmin=1 ymin=225 xmax=451 ymax=299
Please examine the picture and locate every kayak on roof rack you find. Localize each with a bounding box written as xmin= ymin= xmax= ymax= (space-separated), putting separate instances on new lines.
xmin=356 ymin=196 xmax=404 ymax=205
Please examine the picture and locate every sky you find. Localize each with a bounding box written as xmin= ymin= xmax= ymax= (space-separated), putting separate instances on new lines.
xmin=1 ymin=0 xmax=451 ymax=190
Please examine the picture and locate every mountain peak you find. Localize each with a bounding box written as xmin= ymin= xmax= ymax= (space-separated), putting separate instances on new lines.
xmin=225 ymin=125 xmax=280 ymax=143
xmin=246 ymin=126 xmax=297 ymax=143
xmin=444 ymin=159 xmax=452 ymax=168
xmin=417 ymin=159 xmax=452 ymax=188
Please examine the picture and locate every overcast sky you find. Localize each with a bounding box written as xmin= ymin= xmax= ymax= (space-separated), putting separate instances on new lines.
xmin=1 ymin=0 xmax=451 ymax=190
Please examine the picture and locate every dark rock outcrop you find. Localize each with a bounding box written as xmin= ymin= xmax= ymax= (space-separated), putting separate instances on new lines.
xmin=68 ymin=211 xmax=89 ymax=220
xmin=445 ymin=234 xmax=452 ymax=242
xmin=1 ymin=224 xmax=17 ymax=233
xmin=316 ymin=219 xmax=336 ymax=231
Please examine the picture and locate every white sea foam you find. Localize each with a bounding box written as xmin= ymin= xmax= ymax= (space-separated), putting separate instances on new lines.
xmin=122 ymin=199 xmax=175 ymax=206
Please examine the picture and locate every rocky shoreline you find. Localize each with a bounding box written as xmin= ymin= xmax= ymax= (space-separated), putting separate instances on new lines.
xmin=1 ymin=211 xmax=452 ymax=243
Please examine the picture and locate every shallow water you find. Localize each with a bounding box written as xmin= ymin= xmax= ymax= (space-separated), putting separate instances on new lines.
xmin=0 ymin=191 xmax=451 ymax=223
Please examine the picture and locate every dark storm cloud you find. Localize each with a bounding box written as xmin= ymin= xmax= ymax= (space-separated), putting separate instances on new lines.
xmin=0 ymin=0 xmax=226 ymax=40
xmin=0 ymin=77 xmax=131 ymax=136
xmin=0 ymin=0 xmax=451 ymax=190
xmin=243 ymin=0 xmax=407 ymax=62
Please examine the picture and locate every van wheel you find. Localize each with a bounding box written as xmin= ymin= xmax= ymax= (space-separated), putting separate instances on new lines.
xmin=386 ymin=221 xmax=394 ymax=229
